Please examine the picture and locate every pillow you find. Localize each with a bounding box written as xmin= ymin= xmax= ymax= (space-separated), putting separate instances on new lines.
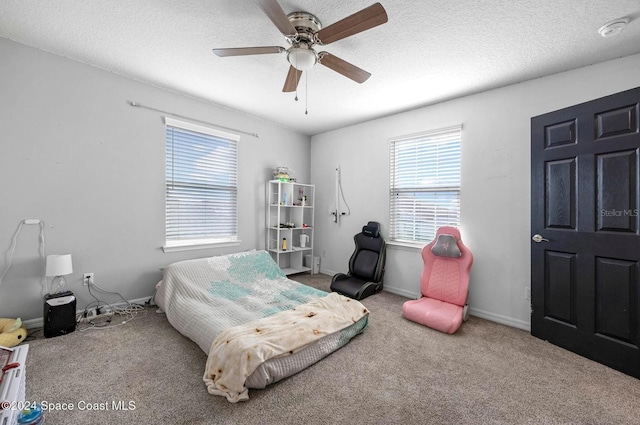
xmin=431 ymin=234 xmax=462 ymax=258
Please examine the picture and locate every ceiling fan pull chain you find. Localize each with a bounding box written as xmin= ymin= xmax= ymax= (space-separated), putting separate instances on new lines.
xmin=295 ymin=54 xmax=299 ymax=101
xmin=305 ymin=70 xmax=308 ymax=115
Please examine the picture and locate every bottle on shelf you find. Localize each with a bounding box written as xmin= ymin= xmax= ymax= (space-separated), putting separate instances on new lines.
xmin=282 ymin=237 xmax=287 ymax=251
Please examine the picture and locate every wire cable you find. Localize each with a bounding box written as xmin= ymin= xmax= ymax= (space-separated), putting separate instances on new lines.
xmin=76 ymin=277 xmax=147 ymax=331
xmin=86 ymin=281 xmax=109 ymax=310
xmin=0 ymin=221 xmax=24 ymax=288
xmin=90 ymin=281 xmax=134 ymax=307
xmin=338 ymin=167 xmax=352 ymax=216
xmin=38 ymin=221 xmax=46 ymax=293
xmin=77 ymin=307 xmax=147 ymax=331
xmin=0 ymin=219 xmax=52 ymax=293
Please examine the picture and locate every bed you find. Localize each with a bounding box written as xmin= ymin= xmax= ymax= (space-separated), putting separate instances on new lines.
xmin=155 ymin=250 xmax=369 ymax=402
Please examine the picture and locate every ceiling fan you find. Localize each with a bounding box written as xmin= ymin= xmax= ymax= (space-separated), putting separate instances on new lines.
xmin=213 ymin=0 xmax=388 ymax=93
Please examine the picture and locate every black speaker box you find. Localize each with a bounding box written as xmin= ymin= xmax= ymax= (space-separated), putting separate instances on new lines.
xmin=43 ymin=291 xmax=77 ymax=338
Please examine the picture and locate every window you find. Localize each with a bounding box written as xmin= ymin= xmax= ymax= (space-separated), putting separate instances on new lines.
xmin=389 ymin=125 xmax=461 ymax=245
xmin=164 ymin=117 xmax=239 ymax=250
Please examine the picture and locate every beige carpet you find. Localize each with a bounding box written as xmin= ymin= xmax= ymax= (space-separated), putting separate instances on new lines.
xmin=19 ymin=273 xmax=640 ymax=424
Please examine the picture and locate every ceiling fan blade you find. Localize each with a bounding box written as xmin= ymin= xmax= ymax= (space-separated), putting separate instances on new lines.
xmin=318 ymin=52 xmax=371 ymax=83
xmin=314 ymin=3 xmax=388 ymax=45
xmin=254 ymin=0 xmax=297 ymax=37
xmin=282 ymin=66 xmax=303 ymax=92
xmin=213 ymin=46 xmax=285 ymax=57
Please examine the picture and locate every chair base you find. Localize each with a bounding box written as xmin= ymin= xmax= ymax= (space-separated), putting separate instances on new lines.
xmin=402 ymin=297 xmax=464 ymax=334
xmin=330 ymin=274 xmax=382 ymax=301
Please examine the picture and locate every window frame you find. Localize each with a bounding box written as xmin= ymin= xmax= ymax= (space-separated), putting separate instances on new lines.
xmin=162 ymin=117 xmax=241 ymax=252
xmin=388 ymin=125 xmax=462 ymax=247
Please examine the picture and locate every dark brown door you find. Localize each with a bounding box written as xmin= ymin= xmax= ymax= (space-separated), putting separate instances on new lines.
xmin=531 ymin=87 xmax=640 ymax=378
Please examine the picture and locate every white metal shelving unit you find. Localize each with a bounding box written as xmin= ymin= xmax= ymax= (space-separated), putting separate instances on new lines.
xmin=266 ymin=180 xmax=315 ymax=275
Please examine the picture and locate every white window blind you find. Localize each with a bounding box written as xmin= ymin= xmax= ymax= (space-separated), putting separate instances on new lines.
xmin=165 ymin=117 xmax=239 ymax=248
xmin=389 ymin=125 xmax=461 ymax=245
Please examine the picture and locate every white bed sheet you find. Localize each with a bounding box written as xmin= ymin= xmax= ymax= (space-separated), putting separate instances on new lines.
xmin=157 ymin=250 xmax=368 ymax=396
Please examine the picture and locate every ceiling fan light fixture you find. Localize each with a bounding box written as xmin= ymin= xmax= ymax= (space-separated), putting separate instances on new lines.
xmin=287 ymin=47 xmax=317 ymax=71
xmin=212 ymin=1 xmax=389 ymax=93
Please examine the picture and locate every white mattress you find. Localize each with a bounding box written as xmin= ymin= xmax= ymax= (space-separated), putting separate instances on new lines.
xmin=157 ymin=250 xmax=368 ymax=391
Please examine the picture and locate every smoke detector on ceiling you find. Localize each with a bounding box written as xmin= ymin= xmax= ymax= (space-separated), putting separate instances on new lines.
xmin=598 ymin=17 xmax=629 ymax=38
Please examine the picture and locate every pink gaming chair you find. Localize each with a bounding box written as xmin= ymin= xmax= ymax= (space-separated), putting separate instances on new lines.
xmin=402 ymin=226 xmax=473 ymax=334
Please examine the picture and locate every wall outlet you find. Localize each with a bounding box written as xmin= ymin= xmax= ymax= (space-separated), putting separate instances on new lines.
xmin=525 ymin=286 xmax=532 ymax=300
xmin=83 ymin=273 xmax=94 ymax=286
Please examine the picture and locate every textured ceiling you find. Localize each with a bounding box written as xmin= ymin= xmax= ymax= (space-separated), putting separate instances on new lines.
xmin=1 ymin=1 xmax=640 ymax=135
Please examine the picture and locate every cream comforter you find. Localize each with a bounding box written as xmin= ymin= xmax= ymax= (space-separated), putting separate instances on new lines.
xmin=203 ymin=292 xmax=369 ymax=402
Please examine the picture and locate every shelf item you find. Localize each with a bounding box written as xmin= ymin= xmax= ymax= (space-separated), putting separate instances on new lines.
xmin=266 ymin=180 xmax=315 ymax=275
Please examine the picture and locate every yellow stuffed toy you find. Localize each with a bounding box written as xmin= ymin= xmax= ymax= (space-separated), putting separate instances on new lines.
xmin=0 ymin=318 xmax=27 ymax=348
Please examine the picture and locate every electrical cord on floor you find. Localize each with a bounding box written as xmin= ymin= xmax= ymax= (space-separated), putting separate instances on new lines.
xmin=92 ymin=283 xmax=139 ymax=308
xmin=89 ymin=281 xmax=145 ymax=317
xmin=75 ymin=277 xmax=116 ymax=329
xmin=76 ymin=278 xmax=147 ymax=331
xmin=25 ymin=327 xmax=42 ymax=342
xmin=77 ymin=308 xmax=147 ymax=331
xmin=86 ymin=281 xmax=115 ymax=315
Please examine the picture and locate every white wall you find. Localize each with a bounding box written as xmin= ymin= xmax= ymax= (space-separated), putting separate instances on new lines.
xmin=0 ymin=38 xmax=310 ymax=321
xmin=5 ymin=35 xmax=639 ymax=332
xmin=311 ymin=53 xmax=640 ymax=330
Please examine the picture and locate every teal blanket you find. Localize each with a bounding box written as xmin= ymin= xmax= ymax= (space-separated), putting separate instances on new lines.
xmin=159 ymin=250 xmax=328 ymax=353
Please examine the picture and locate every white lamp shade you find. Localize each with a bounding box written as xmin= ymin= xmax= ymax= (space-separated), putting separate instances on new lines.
xmin=46 ymin=254 xmax=73 ymax=276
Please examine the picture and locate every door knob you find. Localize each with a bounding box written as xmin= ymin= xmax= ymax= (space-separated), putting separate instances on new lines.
xmin=532 ymin=234 xmax=549 ymax=243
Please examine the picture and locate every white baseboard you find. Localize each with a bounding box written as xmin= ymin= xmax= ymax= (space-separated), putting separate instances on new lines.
xmin=469 ymin=306 xmax=531 ymax=332
xmin=23 ymin=296 xmax=152 ymax=329
xmin=381 ymin=285 xmax=419 ymax=299
xmin=377 ymin=284 xmax=531 ymax=332
xmin=319 ymin=267 xmax=337 ymax=277
xmin=384 ymin=285 xmax=530 ymax=331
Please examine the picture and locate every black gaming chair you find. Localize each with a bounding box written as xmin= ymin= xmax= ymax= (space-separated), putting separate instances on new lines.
xmin=330 ymin=221 xmax=386 ymax=300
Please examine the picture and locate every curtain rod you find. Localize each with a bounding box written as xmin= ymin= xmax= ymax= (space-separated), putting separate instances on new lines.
xmin=127 ymin=100 xmax=260 ymax=138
